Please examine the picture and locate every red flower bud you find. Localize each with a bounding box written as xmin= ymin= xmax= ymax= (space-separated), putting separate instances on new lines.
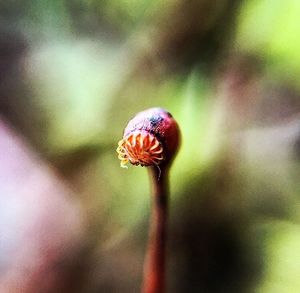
xmin=117 ymin=108 xmax=180 ymax=168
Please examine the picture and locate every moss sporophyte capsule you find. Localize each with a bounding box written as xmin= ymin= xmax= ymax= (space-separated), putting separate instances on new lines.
xmin=116 ymin=108 xmax=180 ymax=169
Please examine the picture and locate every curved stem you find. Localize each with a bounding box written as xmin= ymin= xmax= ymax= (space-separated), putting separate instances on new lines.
xmin=142 ymin=166 xmax=169 ymax=293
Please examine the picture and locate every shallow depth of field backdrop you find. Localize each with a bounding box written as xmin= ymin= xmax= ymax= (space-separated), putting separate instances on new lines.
xmin=1 ymin=0 xmax=300 ymax=292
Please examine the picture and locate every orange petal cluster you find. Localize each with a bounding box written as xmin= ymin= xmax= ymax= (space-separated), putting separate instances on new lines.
xmin=117 ymin=132 xmax=164 ymax=168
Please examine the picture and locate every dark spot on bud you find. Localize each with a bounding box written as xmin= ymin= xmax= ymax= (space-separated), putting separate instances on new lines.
xmin=149 ymin=115 xmax=164 ymax=126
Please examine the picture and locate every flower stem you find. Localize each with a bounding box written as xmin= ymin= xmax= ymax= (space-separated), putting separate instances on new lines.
xmin=142 ymin=166 xmax=169 ymax=293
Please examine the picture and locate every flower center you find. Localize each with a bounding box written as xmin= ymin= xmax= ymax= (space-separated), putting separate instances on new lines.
xmin=117 ymin=132 xmax=164 ymax=168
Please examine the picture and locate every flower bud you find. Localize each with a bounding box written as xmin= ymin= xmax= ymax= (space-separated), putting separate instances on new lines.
xmin=117 ymin=108 xmax=180 ymax=168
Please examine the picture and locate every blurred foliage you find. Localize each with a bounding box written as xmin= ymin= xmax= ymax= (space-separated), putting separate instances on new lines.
xmin=1 ymin=0 xmax=300 ymax=292
xmin=236 ymin=0 xmax=300 ymax=87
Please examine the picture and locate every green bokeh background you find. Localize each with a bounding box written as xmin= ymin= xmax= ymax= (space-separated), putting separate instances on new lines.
xmin=1 ymin=0 xmax=300 ymax=292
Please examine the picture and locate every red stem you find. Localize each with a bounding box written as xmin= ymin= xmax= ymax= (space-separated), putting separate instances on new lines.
xmin=142 ymin=166 xmax=169 ymax=293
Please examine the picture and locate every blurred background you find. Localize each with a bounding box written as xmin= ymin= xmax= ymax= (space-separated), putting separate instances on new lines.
xmin=1 ymin=0 xmax=300 ymax=292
